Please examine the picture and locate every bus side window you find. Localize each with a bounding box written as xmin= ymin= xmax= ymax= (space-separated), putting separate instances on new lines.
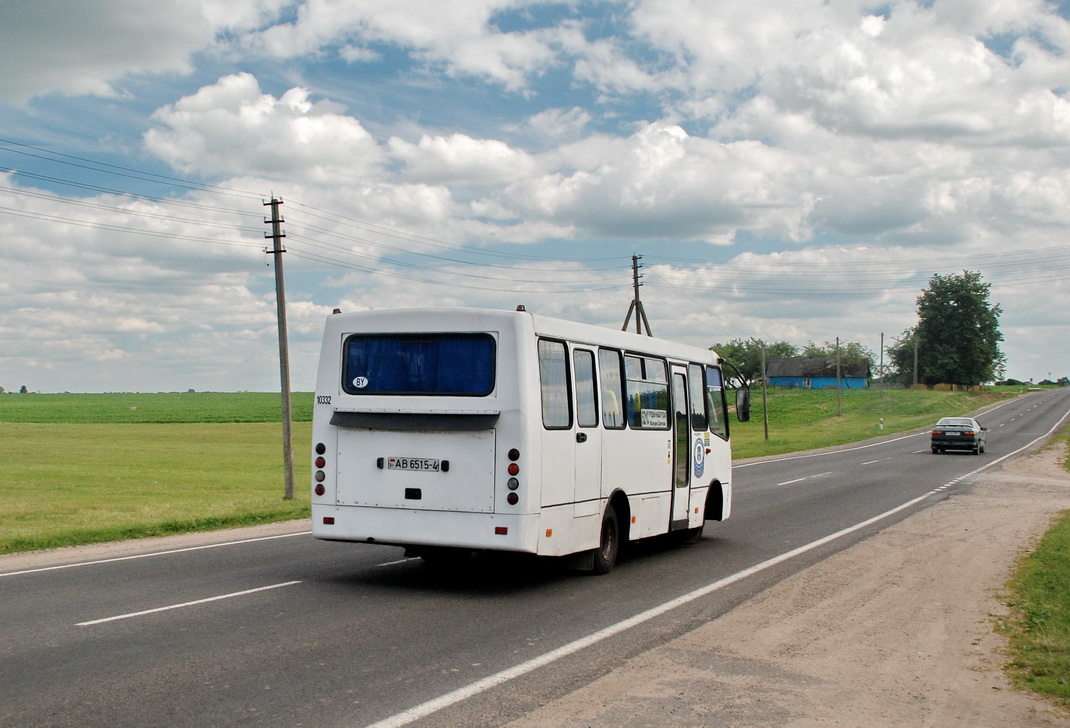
xmin=624 ymin=355 xmax=669 ymax=430
xmin=539 ymin=339 xmax=572 ymax=429
xmin=688 ymin=363 xmax=708 ymax=431
xmin=705 ymin=365 xmax=729 ymax=440
xmin=573 ymin=348 xmax=598 ymax=428
xmin=598 ymin=348 xmax=625 ymax=429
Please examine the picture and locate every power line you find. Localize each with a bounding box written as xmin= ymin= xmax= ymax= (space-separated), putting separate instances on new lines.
xmin=0 ymin=137 xmax=265 ymax=200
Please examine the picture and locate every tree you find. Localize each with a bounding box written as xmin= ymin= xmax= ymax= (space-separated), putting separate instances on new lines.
xmin=886 ymin=328 xmax=918 ymax=387
xmin=910 ymin=270 xmax=1004 ymax=387
xmin=711 ymin=339 xmax=798 ymax=383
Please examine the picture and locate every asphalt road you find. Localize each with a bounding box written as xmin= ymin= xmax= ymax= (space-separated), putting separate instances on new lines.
xmin=3 ymin=388 xmax=1069 ymax=728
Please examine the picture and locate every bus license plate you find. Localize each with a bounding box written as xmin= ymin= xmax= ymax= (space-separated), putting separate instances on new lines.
xmin=388 ymin=457 xmax=440 ymax=472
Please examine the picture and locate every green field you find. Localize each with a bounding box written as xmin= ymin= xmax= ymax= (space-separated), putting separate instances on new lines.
xmin=0 ymin=391 xmax=314 ymax=424
xmin=0 ymin=392 xmax=314 ymax=553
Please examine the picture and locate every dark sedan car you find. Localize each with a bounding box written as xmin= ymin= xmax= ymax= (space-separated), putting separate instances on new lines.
xmin=931 ymin=417 xmax=987 ymax=454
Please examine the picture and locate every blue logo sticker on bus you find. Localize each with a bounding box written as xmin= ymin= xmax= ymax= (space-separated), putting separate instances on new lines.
xmin=693 ymin=438 xmax=705 ymax=478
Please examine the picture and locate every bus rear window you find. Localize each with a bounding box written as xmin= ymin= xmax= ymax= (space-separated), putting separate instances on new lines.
xmin=342 ymin=334 xmax=495 ymax=395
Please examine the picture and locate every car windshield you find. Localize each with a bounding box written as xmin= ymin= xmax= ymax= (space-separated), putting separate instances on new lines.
xmin=936 ymin=417 xmax=974 ymax=427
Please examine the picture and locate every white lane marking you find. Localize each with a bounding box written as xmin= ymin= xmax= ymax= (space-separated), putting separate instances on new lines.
xmin=363 ymin=402 xmax=1070 ymax=728
xmin=1 ymin=531 xmax=311 ymax=579
xmin=775 ymin=472 xmax=833 ymax=486
xmin=861 ymin=458 xmax=891 ymax=465
xmin=76 ymin=581 xmax=301 ymax=626
xmin=377 ymin=557 xmax=420 ymax=568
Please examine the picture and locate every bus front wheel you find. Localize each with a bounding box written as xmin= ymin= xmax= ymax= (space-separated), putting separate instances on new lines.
xmin=592 ymin=506 xmax=620 ymax=575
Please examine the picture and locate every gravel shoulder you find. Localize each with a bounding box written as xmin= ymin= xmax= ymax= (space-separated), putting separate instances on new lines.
xmin=505 ymin=443 xmax=1070 ymax=728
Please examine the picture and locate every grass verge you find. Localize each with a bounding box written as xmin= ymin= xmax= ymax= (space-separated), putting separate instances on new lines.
xmin=1001 ymin=429 xmax=1070 ymax=708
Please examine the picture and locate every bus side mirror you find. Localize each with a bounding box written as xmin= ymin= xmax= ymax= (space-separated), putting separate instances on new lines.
xmin=735 ymin=388 xmax=751 ymax=423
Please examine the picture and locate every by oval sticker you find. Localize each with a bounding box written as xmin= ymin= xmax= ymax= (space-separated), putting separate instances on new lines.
xmin=693 ymin=438 xmax=705 ymax=478
xmin=352 ymin=376 xmax=369 ymax=389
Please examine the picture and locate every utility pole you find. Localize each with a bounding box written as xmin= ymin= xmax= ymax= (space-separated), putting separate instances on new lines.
xmin=879 ymin=332 xmax=885 ymax=399
xmin=265 ymin=197 xmax=295 ymax=500
xmin=621 ymin=254 xmax=652 ymax=336
xmin=760 ymin=341 xmax=769 ymax=441
xmin=835 ymin=336 xmax=842 ymax=417
xmin=913 ymin=332 xmax=919 ymax=389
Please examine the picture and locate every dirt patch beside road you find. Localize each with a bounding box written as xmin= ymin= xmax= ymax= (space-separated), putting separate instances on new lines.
xmin=506 ymin=445 xmax=1070 ymax=728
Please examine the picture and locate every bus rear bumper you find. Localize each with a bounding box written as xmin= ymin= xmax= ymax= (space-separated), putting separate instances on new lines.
xmin=311 ymin=504 xmax=541 ymax=553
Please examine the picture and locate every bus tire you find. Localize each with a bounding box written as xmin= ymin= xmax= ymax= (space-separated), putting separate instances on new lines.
xmin=592 ymin=506 xmax=620 ymax=575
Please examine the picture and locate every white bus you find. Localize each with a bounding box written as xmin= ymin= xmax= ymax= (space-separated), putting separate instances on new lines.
xmin=310 ymin=306 xmax=750 ymax=573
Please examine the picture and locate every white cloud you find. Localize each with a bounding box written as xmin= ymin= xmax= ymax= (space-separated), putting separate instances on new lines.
xmin=143 ymin=73 xmax=384 ymax=181
xmin=388 ymin=133 xmax=539 ymax=184
xmin=0 ymin=0 xmax=285 ymax=103
xmin=239 ymin=0 xmax=571 ymax=90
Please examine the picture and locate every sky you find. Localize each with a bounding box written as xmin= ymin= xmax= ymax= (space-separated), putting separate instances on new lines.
xmin=1 ymin=0 xmax=1068 ymax=393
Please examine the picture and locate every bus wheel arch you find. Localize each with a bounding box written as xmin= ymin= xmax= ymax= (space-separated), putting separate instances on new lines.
xmin=704 ymin=480 xmax=726 ymax=522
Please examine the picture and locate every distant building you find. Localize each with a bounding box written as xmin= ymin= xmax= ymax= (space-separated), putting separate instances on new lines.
xmin=766 ymin=356 xmax=871 ymax=389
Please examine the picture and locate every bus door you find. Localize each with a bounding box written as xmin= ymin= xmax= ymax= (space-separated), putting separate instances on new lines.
xmin=571 ymin=347 xmax=601 ymax=517
xmin=670 ymin=367 xmax=691 ymax=528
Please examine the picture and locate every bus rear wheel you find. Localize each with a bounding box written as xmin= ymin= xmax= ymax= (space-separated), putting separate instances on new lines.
xmin=592 ymin=506 xmax=620 ymax=575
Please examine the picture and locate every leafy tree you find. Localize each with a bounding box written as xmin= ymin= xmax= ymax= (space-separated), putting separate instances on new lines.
xmin=711 ymin=339 xmax=797 ymax=383
xmin=886 ymin=328 xmax=918 ymax=387
xmin=903 ymin=270 xmax=1004 ymax=387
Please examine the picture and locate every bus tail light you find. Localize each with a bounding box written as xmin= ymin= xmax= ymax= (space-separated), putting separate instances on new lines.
xmin=314 ymin=443 xmax=327 ymax=496
xmin=505 ymin=448 xmax=520 ymax=505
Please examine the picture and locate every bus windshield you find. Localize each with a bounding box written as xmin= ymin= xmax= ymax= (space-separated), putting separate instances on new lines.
xmin=342 ymin=333 xmax=495 ymax=395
